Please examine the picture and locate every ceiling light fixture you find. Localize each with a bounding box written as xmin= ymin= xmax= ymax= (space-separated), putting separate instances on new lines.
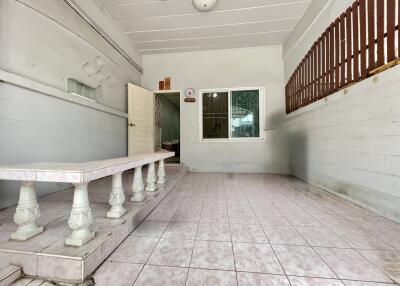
xmin=193 ymin=0 xmax=217 ymax=12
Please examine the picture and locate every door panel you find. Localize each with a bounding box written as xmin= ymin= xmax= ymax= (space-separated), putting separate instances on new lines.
xmin=128 ymin=83 xmax=155 ymax=156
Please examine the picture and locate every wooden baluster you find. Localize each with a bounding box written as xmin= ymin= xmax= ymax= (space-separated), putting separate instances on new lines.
xmin=387 ymin=0 xmax=396 ymax=62
xmin=340 ymin=12 xmax=346 ymax=87
xmin=326 ymin=28 xmax=331 ymax=96
xmin=329 ymin=24 xmax=335 ymax=93
xmin=398 ymin=0 xmax=400 ymax=59
xmin=353 ymin=2 xmax=360 ymax=82
xmin=368 ymin=0 xmax=375 ymax=72
xmin=322 ymin=32 xmax=326 ymax=98
xmin=360 ymin=0 xmax=368 ymax=79
xmin=306 ymin=53 xmax=309 ymax=105
xmin=376 ymin=0 xmax=385 ymax=66
xmin=346 ymin=7 xmax=353 ymax=84
xmin=335 ymin=18 xmax=340 ymax=90
xmin=317 ymin=38 xmax=321 ymax=99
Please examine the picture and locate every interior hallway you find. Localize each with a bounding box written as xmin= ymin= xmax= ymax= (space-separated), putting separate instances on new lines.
xmin=88 ymin=172 xmax=400 ymax=286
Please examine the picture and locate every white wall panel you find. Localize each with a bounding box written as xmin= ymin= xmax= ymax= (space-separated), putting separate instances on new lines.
xmin=285 ymin=66 xmax=400 ymax=221
xmin=141 ymin=46 xmax=290 ymax=174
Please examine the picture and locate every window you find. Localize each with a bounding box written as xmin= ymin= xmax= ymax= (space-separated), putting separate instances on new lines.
xmin=67 ymin=78 xmax=96 ymax=101
xmin=200 ymin=88 xmax=264 ymax=141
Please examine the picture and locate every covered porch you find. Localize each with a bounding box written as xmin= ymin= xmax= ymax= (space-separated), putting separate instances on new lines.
xmin=6 ymin=172 xmax=400 ymax=285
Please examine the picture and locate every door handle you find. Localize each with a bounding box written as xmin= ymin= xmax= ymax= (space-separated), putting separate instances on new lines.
xmin=128 ymin=123 xmax=136 ymax=127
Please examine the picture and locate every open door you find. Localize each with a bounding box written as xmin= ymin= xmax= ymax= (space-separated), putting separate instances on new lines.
xmin=128 ymin=83 xmax=155 ymax=156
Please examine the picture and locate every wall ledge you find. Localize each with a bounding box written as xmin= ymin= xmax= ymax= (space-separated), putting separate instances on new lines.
xmin=285 ymin=64 xmax=400 ymax=119
xmin=0 ymin=69 xmax=128 ymax=119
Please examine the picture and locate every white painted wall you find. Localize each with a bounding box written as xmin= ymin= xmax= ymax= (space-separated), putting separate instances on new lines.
xmin=285 ymin=67 xmax=400 ymax=222
xmin=0 ymin=0 xmax=141 ymax=208
xmin=283 ymin=0 xmax=400 ymax=221
xmin=141 ymin=46 xmax=289 ymax=173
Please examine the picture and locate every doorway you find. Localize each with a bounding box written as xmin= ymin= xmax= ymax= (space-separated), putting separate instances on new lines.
xmin=155 ymin=91 xmax=181 ymax=164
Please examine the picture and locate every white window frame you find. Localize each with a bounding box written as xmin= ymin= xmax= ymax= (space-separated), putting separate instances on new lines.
xmin=199 ymin=87 xmax=265 ymax=142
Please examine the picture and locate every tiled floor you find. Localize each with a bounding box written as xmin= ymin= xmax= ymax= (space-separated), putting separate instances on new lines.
xmin=68 ymin=173 xmax=400 ymax=285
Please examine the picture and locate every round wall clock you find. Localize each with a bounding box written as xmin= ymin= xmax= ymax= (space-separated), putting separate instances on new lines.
xmin=185 ymin=88 xmax=195 ymax=98
xmin=184 ymin=88 xmax=196 ymax=103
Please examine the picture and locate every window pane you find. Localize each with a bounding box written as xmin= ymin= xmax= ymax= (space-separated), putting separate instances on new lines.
xmin=231 ymin=90 xmax=260 ymax=138
xmin=202 ymin=92 xmax=229 ymax=139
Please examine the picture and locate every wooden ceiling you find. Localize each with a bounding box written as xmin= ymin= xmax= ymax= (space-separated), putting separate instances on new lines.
xmin=98 ymin=0 xmax=312 ymax=54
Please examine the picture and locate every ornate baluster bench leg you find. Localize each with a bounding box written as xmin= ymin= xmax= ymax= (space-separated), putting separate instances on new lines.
xmin=157 ymin=159 xmax=166 ymax=185
xmin=107 ymin=172 xmax=126 ymax=218
xmin=131 ymin=166 xmax=145 ymax=202
xmin=11 ymin=181 xmax=43 ymax=241
xmin=66 ymin=183 xmax=95 ymax=247
xmin=145 ymin=162 xmax=157 ymax=192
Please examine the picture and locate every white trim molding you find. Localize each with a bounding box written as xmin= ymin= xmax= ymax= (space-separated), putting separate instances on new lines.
xmin=0 ymin=69 xmax=128 ymax=119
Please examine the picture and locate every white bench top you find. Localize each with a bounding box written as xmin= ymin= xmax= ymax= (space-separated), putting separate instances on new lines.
xmin=0 ymin=151 xmax=174 ymax=183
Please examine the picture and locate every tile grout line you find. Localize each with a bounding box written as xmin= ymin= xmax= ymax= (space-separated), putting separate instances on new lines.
xmin=352 ymin=247 xmax=397 ymax=284
xmin=223 ymin=173 xmax=239 ymax=286
xmin=184 ymin=172 xmax=208 ymax=285
xmin=239 ymin=174 xmax=293 ymax=286
xmin=90 ymin=172 xmax=400 ymax=286
xmin=130 ymin=172 xmax=195 ymax=286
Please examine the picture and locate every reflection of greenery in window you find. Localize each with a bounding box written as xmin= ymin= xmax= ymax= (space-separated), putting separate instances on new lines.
xmin=201 ymin=88 xmax=261 ymax=140
xmin=202 ymin=92 xmax=229 ymax=139
xmin=231 ymin=90 xmax=259 ymax=138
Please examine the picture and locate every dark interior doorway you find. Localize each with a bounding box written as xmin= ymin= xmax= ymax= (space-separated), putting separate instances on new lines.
xmin=155 ymin=91 xmax=180 ymax=164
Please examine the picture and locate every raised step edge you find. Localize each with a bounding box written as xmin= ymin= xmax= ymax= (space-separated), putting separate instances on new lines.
xmin=0 ymin=265 xmax=22 ymax=286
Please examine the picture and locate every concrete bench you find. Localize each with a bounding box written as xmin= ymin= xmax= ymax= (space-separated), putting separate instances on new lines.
xmin=0 ymin=151 xmax=174 ymax=247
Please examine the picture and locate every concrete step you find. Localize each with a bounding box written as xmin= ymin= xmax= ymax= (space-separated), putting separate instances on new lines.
xmin=0 ymin=265 xmax=22 ymax=286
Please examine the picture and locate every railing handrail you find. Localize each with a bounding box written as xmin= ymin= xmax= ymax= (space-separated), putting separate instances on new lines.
xmin=0 ymin=151 xmax=174 ymax=183
xmin=285 ymin=0 xmax=400 ymax=114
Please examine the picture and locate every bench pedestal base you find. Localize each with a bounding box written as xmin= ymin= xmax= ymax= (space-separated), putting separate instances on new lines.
xmin=66 ymin=229 xmax=96 ymax=247
xmin=11 ymin=224 xmax=43 ymax=241
xmin=131 ymin=193 xmax=145 ymax=202
xmin=107 ymin=207 xmax=126 ymax=219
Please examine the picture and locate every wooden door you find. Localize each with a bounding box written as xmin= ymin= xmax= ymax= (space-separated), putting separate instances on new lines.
xmin=127 ymin=83 xmax=155 ymax=156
